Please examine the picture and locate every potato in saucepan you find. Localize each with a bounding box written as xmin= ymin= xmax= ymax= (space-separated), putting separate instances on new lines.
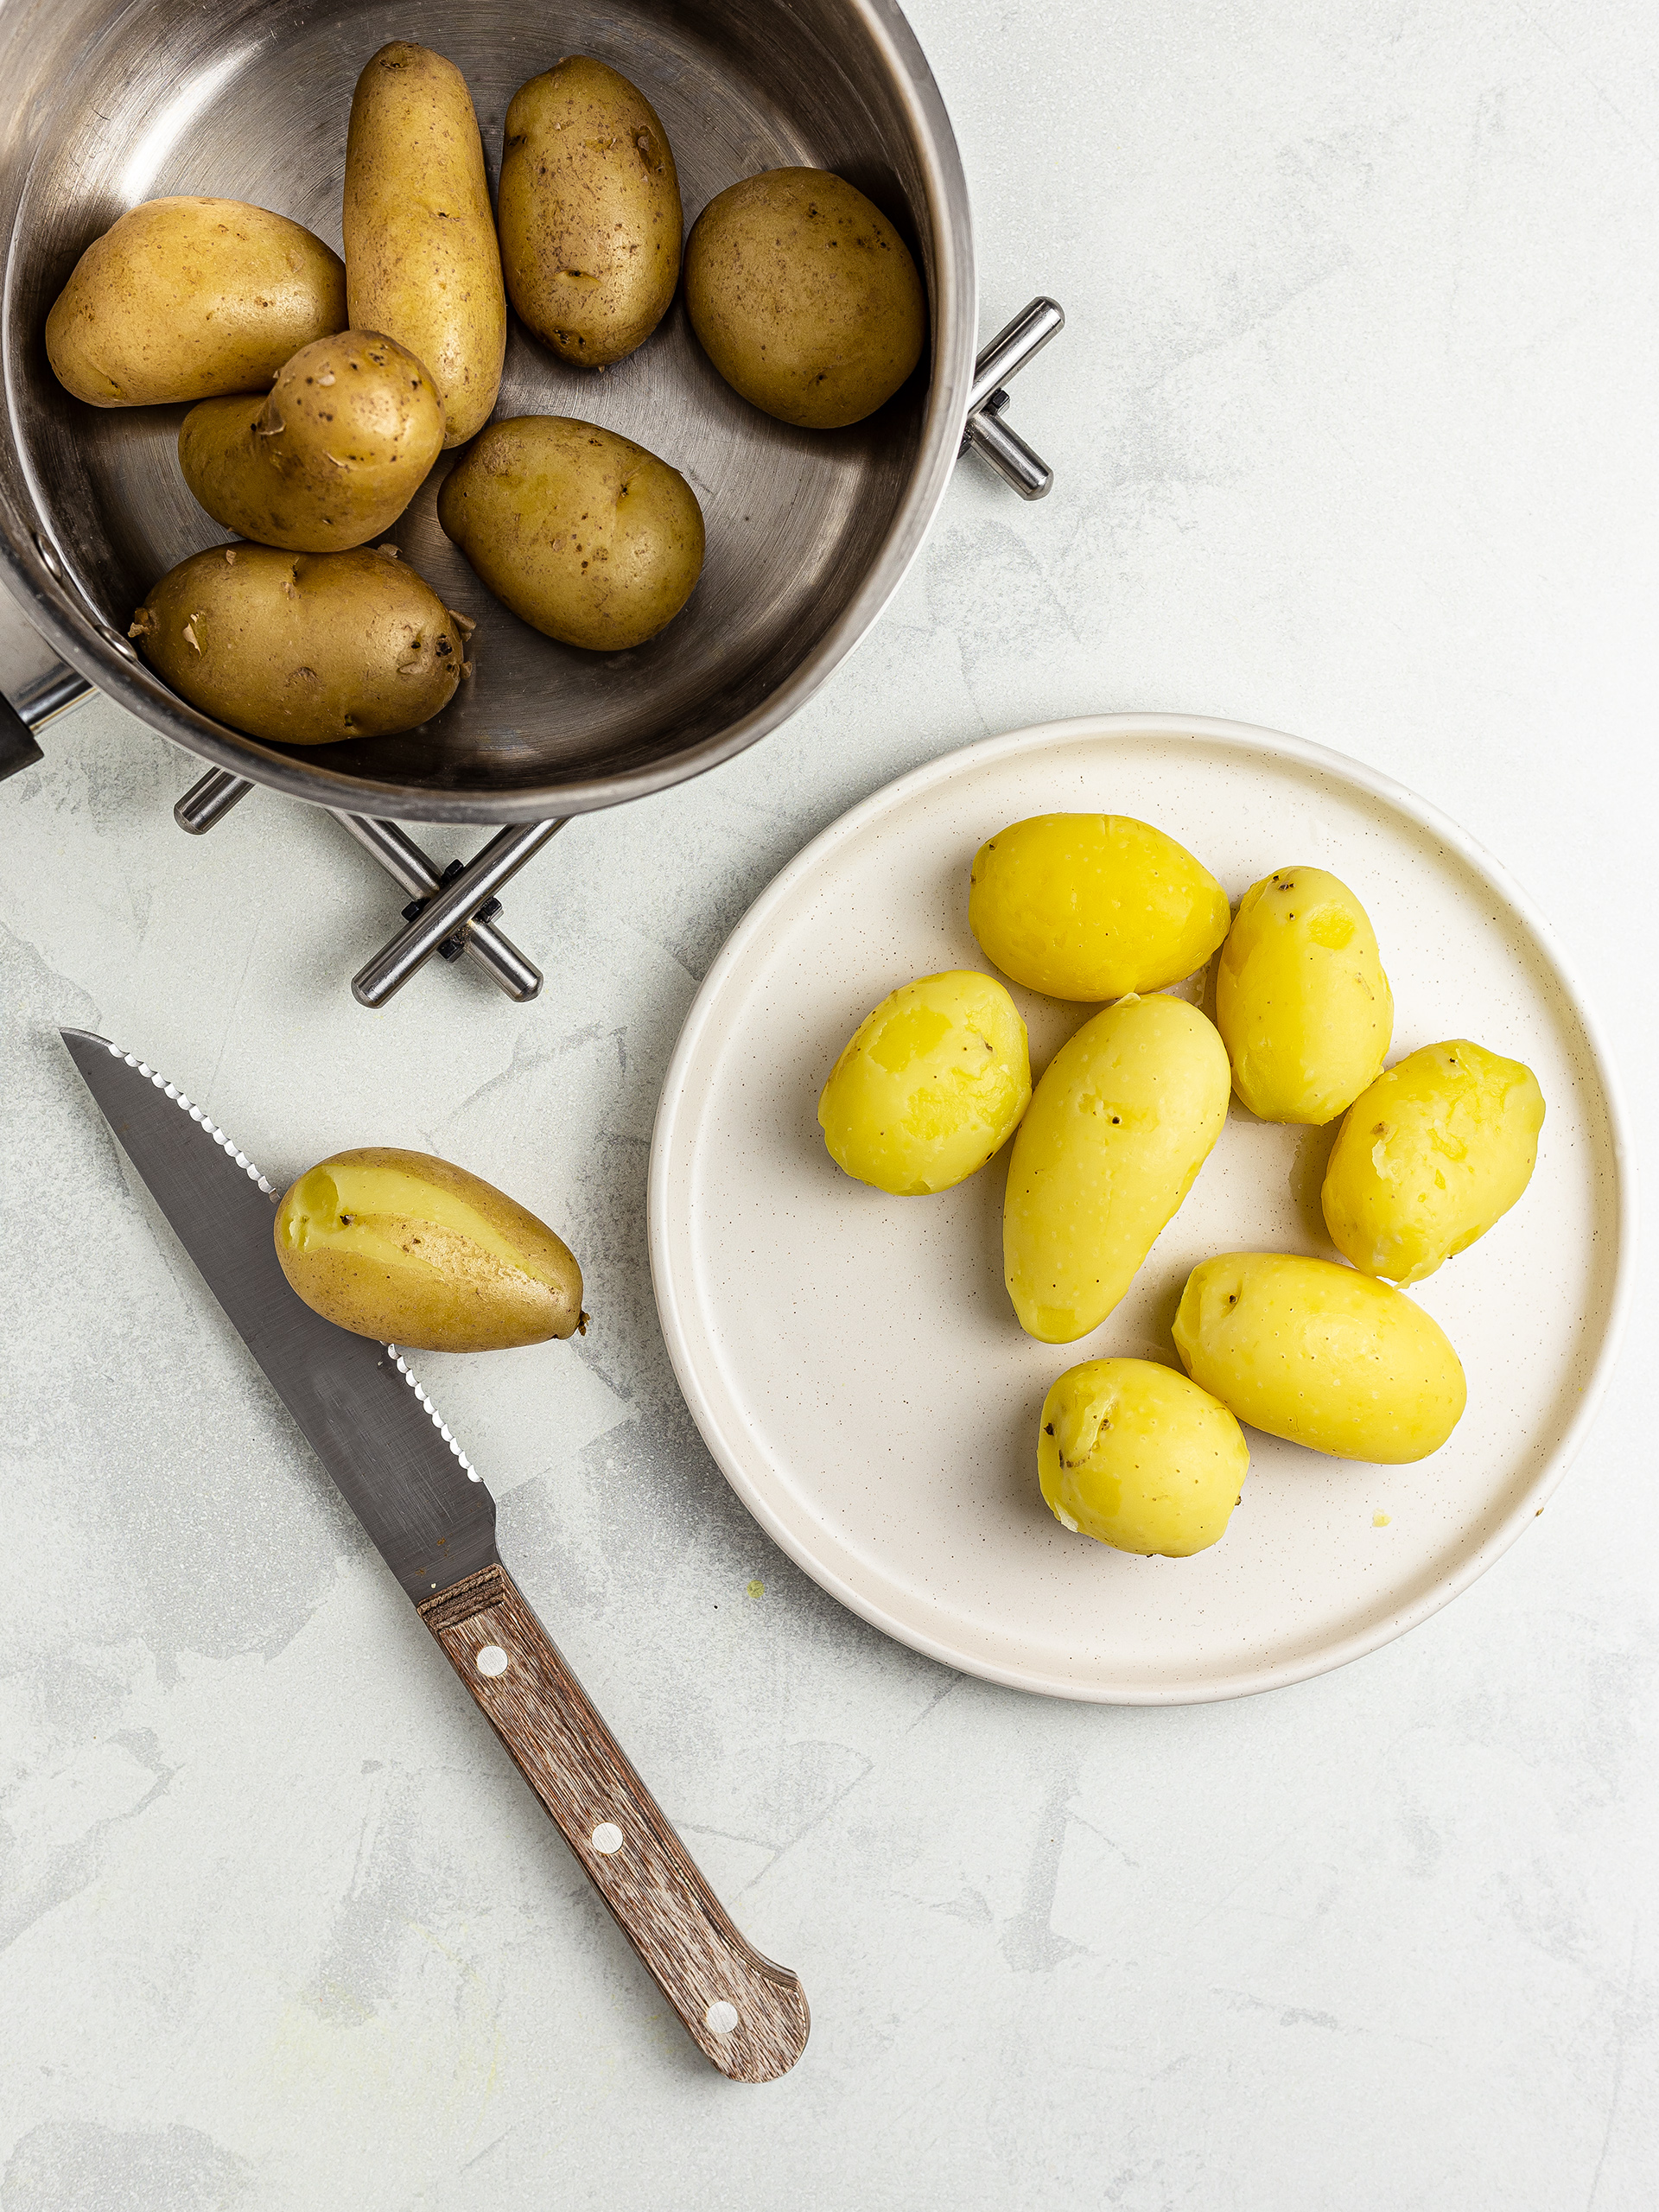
xmin=684 ymin=168 xmax=925 ymax=429
xmin=276 ymin=1149 xmax=583 ymax=1351
xmin=438 ymin=416 xmax=703 ymax=652
xmin=179 ymin=331 xmax=445 ymax=553
xmin=345 ymin=42 xmax=505 ymax=446
xmin=498 ymin=55 xmax=682 ymax=369
xmin=46 ymin=197 xmax=346 ymax=407
xmin=129 ymin=543 xmax=471 ymax=745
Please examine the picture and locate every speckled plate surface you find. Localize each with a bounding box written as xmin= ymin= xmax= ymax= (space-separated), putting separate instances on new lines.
xmin=648 ymin=715 xmax=1634 ymax=1702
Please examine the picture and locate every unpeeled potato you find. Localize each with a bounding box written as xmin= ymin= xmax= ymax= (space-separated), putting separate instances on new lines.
xmin=275 ymin=1149 xmax=584 ymax=1351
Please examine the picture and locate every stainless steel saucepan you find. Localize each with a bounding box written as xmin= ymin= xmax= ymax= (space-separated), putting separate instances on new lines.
xmin=0 ymin=0 xmax=1058 ymax=992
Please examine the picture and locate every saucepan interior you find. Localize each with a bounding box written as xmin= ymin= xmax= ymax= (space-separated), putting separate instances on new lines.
xmin=2 ymin=0 xmax=970 ymax=821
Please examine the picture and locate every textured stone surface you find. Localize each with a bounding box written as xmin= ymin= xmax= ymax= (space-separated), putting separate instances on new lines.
xmin=2 ymin=2 xmax=1656 ymax=2204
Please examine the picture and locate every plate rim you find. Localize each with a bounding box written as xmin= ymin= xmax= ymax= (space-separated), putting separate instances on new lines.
xmin=647 ymin=712 xmax=1639 ymax=1703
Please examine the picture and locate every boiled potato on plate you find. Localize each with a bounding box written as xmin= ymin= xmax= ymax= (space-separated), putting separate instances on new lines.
xmin=130 ymin=543 xmax=470 ymax=745
xmin=276 ymin=1150 xmax=584 ymax=1352
xmin=1003 ymin=992 xmax=1231 ymax=1343
xmin=179 ymin=331 xmax=445 ymax=553
xmin=817 ymin=970 xmax=1031 ymax=1196
xmin=1039 ymin=1357 xmax=1249 ymax=1557
xmin=438 ymin=416 xmax=703 ymax=652
xmin=1322 ymin=1040 xmax=1545 ymax=1285
xmin=345 ymin=42 xmax=505 ymax=446
xmin=46 ymin=197 xmax=345 ymax=407
xmin=1217 ymin=866 xmax=1393 ymax=1122
xmin=1173 ymin=1251 xmax=1465 ymax=1461
xmin=684 ymin=168 xmax=925 ymax=429
xmin=969 ymin=813 xmax=1230 ymax=1001
xmin=498 ymin=55 xmax=682 ymax=368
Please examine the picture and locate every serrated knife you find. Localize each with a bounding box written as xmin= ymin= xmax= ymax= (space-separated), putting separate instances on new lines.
xmin=60 ymin=1027 xmax=809 ymax=2083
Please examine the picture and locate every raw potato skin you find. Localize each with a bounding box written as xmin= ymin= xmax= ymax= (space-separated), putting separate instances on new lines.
xmin=499 ymin=56 xmax=682 ymax=369
xmin=684 ymin=168 xmax=925 ymax=429
xmin=130 ymin=544 xmax=470 ymax=746
xmin=178 ymin=332 xmax=445 ymax=553
xmin=275 ymin=1148 xmax=583 ymax=1353
xmin=1217 ymin=866 xmax=1394 ymax=1123
xmin=1039 ymin=1357 xmax=1250 ymax=1558
xmin=45 ymin=197 xmax=346 ymax=407
xmin=817 ymin=970 xmax=1032 ymax=1196
xmin=969 ymin=813 xmax=1231 ymax=1001
xmin=438 ymin=416 xmax=703 ymax=651
xmin=345 ymin=43 xmax=505 ymax=447
xmin=1322 ymin=1039 xmax=1546 ymax=1285
xmin=1173 ymin=1252 xmax=1466 ymax=1463
xmin=1004 ymin=993 xmax=1232 ymax=1344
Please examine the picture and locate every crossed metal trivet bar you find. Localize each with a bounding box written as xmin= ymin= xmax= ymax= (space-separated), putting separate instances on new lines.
xmin=5 ymin=298 xmax=1062 ymax=1007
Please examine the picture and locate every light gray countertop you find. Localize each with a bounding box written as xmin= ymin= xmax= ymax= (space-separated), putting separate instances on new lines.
xmin=3 ymin=2 xmax=1656 ymax=2205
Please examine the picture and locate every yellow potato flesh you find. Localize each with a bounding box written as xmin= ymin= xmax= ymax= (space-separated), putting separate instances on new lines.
xmin=499 ymin=56 xmax=683 ymax=369
xmin=274 ymin=1148 xmax=583 ymax=1352
xmin=1322 ymin=1039 xmax=1545 ymax=1284
xmin=45 ymin=197 xmax=346 ymax=407
xmin=1039 ymin=1357 xmax=1249 ymax=1557
xmin=438 ymin=416 xmax=704 ymax=652
xmin=1173 ymin=1252 xmax=1465 ymax=1462
xmin=1217 ymin=867 xmax=1393 ymax=1123
xmin=179 ymin=331 xmax=445 ymax=553
xmin=344 ymin=43 xmax=506 ymax=447
xmin=817 ymin=970 xmax=1031 ymax=1196
xmin=969 ymin=813 xmax=1230 ymax=1001
xmin=1003 ymin=993 xmax=1231 ymax=1343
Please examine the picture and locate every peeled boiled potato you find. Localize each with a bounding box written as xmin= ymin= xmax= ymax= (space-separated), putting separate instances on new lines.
xmin=1039 ymin=1357 xmax=1249 ymax=1557
xmin=130 ymin=543 xmax=469 ymax=746
xmin=275 ymin=1149 xmax=583 ymax=1352
xmin=969 ymin=813 xmax=1230 ymax=1001
xmin=684 ymin=168 xmax=925 ymax=429
xmin=438 ymin=416 xmax=703 ymax=652
xmin=498 ymin=55 xmax=682 ymax=369
xmin=1004 ymin=993 xmax=1231 ymax=1343
xmin=1322 ymin=1040 xmax=1545 ymax=1285
xmin=45 ymin=197 xmax=345 ymax=407
xmin=817 ymin=971 xmax=1031 ymax=1196
xmin=178 ymin=331 xmax=445 ymax=553
xmin=1217 ymin=867 xmax=1393 ymax=1122
xmin=344 ymin=42 xmax=506 ymax=447
xmin=1173 ymin=1252 xmax=1465 ymax=1462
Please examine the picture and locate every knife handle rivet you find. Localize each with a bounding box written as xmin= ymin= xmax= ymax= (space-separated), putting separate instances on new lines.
xmin=704 ymin=2002 xmax=740 ymax=2036
xmin=476 ymin=1644 xmax=510 ymax=1678
xmin=591 ymin=1822 xmax=625 ymax=1855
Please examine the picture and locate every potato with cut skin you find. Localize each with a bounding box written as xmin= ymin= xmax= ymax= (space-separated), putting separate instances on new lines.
xmin=969 ymin=813 xmax=1230 ymax=1001
xmin=1322 ymin=1040 xmax=1546 ymax=1285
xmin=1217 ymin=867 xmax=1393 ymax=1123
xmin=438 ymin=416 xmax=703 ymax=652
xmin=684 ymin=168 xmax=925 ymax=429
xmin=275 ymin=1149 xmax=584 ymax=1351
xmin=345 ymin=42 xmax=505 ymax=446
xmin=1173 ymin=1252 xmax=1465 ymax=1462
xmin=1039 ymin=1357 xmax=1249 ymax=1557
xmin=817 ymin=970 xmax=1031 ymax=1196
xmin=45 ymin=197 xmax=346 ymax=407
xmin=129 ymin=543 xmax=471 ymax=746
xmin=498 ymin=55 xmax=682 ymax=369
xmin=1004 ymin=993 xmax=1231 ymax=1343
xmin=179 ymin=331 xmax=445 ymax=553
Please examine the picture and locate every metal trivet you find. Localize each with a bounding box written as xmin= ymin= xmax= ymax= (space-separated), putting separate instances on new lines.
xmin=3 ymin=300 xmax=1062 ymax=1008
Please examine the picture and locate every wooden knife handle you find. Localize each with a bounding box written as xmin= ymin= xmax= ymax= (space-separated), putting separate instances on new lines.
xmin=420 ymin=1563 xmax=809 ymax=2082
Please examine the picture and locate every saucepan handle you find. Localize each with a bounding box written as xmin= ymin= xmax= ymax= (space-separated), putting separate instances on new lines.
xmin=420 ymin=1560 xmax=810 ymax=2082
xmin=960 ymin=296 xmax=1064 ymax=499
xmin=0 ymin=649 xmax=91 ymax=783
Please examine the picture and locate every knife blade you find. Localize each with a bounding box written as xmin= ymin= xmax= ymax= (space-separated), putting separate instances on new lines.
xmin=60 ymin=1027 xmax=809 ymax=2083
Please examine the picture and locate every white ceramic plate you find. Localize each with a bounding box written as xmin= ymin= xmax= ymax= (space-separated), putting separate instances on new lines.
xmin=648 ymin=716 xmax=1633 ymax=1702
